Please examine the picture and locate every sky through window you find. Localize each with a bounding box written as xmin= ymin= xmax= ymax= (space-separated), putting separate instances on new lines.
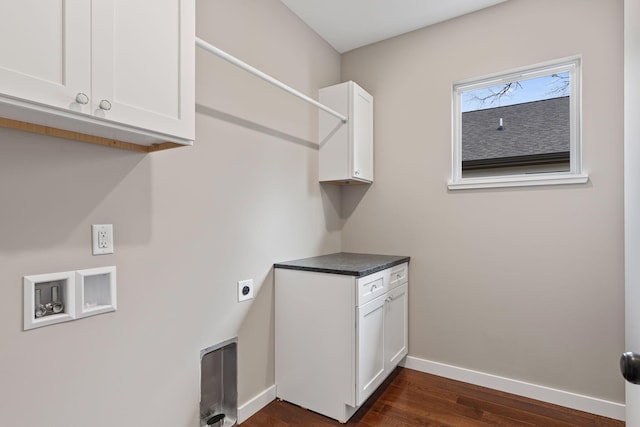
xmin=461 ymin=72 xmax=570 ymax=113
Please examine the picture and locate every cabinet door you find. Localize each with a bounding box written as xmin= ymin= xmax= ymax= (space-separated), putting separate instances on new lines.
xmin=319 ymin=82 xmax=350 ymax=182
xmin=0 ymin=0 xmax=91 ymax=113
xmin=91 ymin=0 xmax=194 ymax=140
xmin=350 ymin=82 xmax=374 ymax=182
xmin=319 ymin=81 xmax=373 ymax=184
xmin=356 ymin=295 xmax=385 ymax=406
xmin=384 ymin=283 xmax=408 ymax=372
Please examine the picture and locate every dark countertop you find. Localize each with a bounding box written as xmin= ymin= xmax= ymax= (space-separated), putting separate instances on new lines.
xmin=274 ymin=252 xmax=410 ymax=277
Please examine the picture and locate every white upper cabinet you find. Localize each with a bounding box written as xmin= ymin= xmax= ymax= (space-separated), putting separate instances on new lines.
xmin=91 ymin=0 xmax=194 ymax=139
xmin=0 ymin=0 xmax=194 ymax=151
xmin=0 ymin=0 xmax=91 ymax=113
xmin=319 ymin=81 xmax=374 ymax=184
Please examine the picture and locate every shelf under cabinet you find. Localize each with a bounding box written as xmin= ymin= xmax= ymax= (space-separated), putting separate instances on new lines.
xmin=0 ymin=97 xmax=192 ymax=153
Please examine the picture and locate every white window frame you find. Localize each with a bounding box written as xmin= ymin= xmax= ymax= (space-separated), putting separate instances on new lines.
xmin=449 ymin=56 xmax=588 ymax=190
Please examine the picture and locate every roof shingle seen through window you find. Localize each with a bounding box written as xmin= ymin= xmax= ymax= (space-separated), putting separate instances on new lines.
xmin=461 ymin=96 xmax=570 ymax=161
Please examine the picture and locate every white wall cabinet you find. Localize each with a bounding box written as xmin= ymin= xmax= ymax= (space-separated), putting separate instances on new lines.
xmin=319 ymin=81 xmax=374 ymax=184
xmin=0 ymin=0 xmax=194 ymax=152
xmin=275 ymin=261 xmax=408 ymax=423
xmin=0 ymin=1 xmax=91 ymax=112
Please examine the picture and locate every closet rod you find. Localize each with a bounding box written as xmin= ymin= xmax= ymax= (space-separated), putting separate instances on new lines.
xmin=195 ymin=37 xmax=348 ymax=123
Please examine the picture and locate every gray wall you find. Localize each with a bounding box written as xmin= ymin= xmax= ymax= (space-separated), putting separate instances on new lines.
xmin=340 ymin=0 xmax=625 ymax=403
xmin=0 ymin=1 xmax=341 ymax=426
xmin=0 ymin=1 xmax=625 ymax=425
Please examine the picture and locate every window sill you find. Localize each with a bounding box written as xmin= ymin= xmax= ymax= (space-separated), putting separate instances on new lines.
xmin=447 ymin=173 xmax=589 ymax=190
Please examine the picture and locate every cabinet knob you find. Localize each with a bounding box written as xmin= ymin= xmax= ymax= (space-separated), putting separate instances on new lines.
xmin=355 ymin=170 xmax=360 ymax=175
xmin=75 ymin=93 xmax=89 ymax=105
xmin=99 ymin=100 xmax=112 ymax=111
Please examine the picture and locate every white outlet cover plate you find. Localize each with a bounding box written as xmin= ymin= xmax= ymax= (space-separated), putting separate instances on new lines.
xmin=92 ymin=224 xmax=114 ymax=255
xmin=238 ymin=279 xmax=254 ymax=302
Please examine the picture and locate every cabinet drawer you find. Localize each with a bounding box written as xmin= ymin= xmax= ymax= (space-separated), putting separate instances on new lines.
xmin=357 ymin=270 xmax=386 ymax=306
xmin=388 ymin=263 xmax=408 ymax=290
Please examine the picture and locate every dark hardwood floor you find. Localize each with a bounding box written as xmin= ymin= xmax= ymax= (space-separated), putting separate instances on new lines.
xmin=241 ymin=368 xmax=624 ymax=426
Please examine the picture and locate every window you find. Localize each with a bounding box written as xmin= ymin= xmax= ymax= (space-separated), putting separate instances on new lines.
xmin=449 ymin=57 xmax=588 ymax=189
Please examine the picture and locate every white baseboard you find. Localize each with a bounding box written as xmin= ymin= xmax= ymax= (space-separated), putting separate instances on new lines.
xmin=401 ymin=356 xmax=625 ymax=421
xmin=237 ymin=384 xmax=276 ymax=424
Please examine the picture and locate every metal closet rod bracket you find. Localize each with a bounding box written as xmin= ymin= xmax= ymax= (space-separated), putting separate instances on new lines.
xmin=195 ymin=37 xmax=348 ymax=124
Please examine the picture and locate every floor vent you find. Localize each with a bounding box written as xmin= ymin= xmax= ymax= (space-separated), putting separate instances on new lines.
xmin=200 ymin=338 xmax=237 ymax=427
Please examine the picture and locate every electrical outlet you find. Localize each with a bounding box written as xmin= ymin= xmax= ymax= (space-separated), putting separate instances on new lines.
xmin=98 ymin=230 xmax=109 ymax=248
xmin=238 ymin=279 xmax=254 ymax=302
xmin=92 ymin=224 xmax=114 ymax=255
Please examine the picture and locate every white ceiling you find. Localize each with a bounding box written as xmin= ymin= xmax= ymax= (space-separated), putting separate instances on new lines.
xmin=280 ymin=0 xmax=509 ymax=53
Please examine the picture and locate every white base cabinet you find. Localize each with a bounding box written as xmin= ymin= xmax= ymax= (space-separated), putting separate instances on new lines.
xmin=275 ymin=262 xmax=408 ymax=423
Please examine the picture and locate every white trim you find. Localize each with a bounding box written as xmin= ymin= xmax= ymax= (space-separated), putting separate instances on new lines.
xmin=625 ymin=0 xmax=640 ymax=422
xmin=75 ymin=266 xmax=117 ymax=318
xmin=23 ymin=271 xmax=76 ymax=330
xmin=448 ymin=172 xmax=589 ymax=190
xmin=450 ymin=56 xmax=584 ymax=190
xmin=454 ymin=55 xmax=582 ymax=89
xmin=454 ymin=56 xmax=580 ymax=91
xmin=401 ymin=356 xmax=625 ymax=421
xmin=237 ymin=384 xmax=276 ymax=424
